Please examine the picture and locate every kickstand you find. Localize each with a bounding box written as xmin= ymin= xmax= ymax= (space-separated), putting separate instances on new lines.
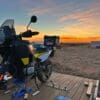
xmin=34 ymin=77 xmax=39 ymax=90
xmin=31 ymin=77 xmax=41 ymax=97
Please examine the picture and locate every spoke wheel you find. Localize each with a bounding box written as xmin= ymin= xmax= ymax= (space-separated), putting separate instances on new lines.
xmin=37 ymin=60 xmax=52 ymax=83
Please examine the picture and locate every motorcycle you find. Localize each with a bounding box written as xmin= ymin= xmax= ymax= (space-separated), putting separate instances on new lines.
xmin=0 ymin=15 xmax=52 ymax=89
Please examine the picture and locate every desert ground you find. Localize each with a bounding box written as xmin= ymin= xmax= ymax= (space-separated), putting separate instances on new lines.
xmin=0 ymin=43 xmax=100 ymax=100
xmin=52 ymin=43 xmax=100 ymax=80
xmin=0 ymin=43 xmax=100 ymax=80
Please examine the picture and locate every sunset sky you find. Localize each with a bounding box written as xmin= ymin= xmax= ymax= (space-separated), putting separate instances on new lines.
xmin=0 ymin=0 xmax=100 ymax=42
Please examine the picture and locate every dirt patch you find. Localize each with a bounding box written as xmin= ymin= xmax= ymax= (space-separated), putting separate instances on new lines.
xmin=51 ymin=44 xmax=100 ymax=80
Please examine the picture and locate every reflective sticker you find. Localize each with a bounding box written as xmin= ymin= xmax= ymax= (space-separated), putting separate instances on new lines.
xmin=21 ymin=58 xmax=29 ymax=65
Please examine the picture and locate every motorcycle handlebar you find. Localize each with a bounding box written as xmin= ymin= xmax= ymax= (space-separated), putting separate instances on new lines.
xmin=18 ymin=30 xmax=39 ymax=38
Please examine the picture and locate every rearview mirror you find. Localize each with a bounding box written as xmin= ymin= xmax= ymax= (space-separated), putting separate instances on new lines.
xmin=30 ymin=15 xmax=37 ymax=23
xmin=27 ymin=15 xmax=37 ymax=30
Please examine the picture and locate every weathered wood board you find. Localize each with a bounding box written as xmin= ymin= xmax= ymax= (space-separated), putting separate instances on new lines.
xmin=0 ymin=72 xmax=97 ymax=100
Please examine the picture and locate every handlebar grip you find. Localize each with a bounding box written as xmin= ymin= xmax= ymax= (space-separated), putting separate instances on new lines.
xmin=31 ymin=31 xmax=39 ymax=35
xmin=20 ymin=30 xmax=39 ymax=37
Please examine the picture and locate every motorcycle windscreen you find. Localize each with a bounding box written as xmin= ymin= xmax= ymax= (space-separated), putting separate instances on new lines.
xmin=0 ymin=19 xmax=16 ymax=44
xmin=0 ymin=26 xmax=14 ymax=45
xmin=1 ymin=19 xmax=14 ymax=29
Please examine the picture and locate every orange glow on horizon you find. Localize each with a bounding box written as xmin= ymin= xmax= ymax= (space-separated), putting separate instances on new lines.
xmin=16 ymin=25 xmax=100 ymax=43
xmin=23 ymin=35 xmax=100 ymax=43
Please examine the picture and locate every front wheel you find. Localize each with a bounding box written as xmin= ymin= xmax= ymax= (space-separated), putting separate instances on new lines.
xmin=37 ymin=60 xmax=52 ymax=83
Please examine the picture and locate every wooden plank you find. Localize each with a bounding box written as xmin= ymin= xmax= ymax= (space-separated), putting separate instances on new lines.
xmin=45 ymin=73 xmax=97 ymax=100
xmin=57 ymin=76 xmax=76 ymax=97
xmin=70 ymin=78 xmax=83 ymax=98
xmin=47 ymin=73 xmax=79 ymax=100
xmin=94 ymin=80 xmax=99 ymax=99
xmin=35 ymin=73 xmax=72 ymax=100
xmin=45 ymin=73 xmax=75 ymax=100
xmin=47 ymin=73 xmax=75 ymax=90
xmin=66 ymin=76 xmax=79 ymax=90
xmin=46 ymin=73 xmax=74 ymax=98
xmin=96 ymin=97 xmax=100 ymax=100
xmin=0 ymin=72 xmax=98 ymax=100
xmin=79 ymin=86 xmax=89 ymax=100
xmin=86 ymin=82 xmax=93 ymax=96
xmin=49 ymin=72 xmax=60 ymax=80
xmin=79 ymin=79 xmax=93 ymax=100
xmin=72 ymin=80 xmax=85 ymax=100
xmin=51 ymin=74 xmax=68 ymax=87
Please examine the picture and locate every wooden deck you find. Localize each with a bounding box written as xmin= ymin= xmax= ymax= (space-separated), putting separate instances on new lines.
xmin=0 ymin=72 xmax=98 ymax=100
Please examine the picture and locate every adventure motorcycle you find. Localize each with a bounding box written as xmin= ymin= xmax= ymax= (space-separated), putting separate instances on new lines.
xmin=0 ymin=16 xmax=52 ymax=88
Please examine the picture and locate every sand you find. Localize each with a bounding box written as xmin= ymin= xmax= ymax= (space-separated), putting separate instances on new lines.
xmin=0 ymin=44 xmax=100 ymax=80
xmin=52 ymin=44 xmax=100 ymax=80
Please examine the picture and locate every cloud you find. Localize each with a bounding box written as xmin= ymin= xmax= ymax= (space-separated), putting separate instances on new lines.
xmin=59 ymin=9 xmax=100 ymax=24
xmin=57 ymin=1 xmax=100 ymax=37
xmin=24 ymin=0 xmax=79 ymax=17
xmin=28 ymin=8 xmax=50 ymax=16
xmin=19 ymin=0 xmax=100 ymax=38
xmin=20 ymin=0 xmax=54 ymax=16
xmin=59 ymin=1 xmax=100 ymax=24
xmin=60 ymin=23 xmax=100 ymax=37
